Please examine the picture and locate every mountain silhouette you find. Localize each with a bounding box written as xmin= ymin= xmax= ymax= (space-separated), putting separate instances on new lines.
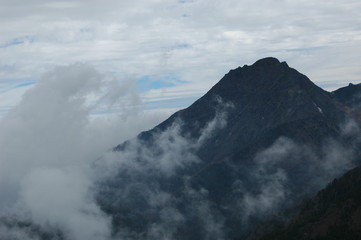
xmin=333 ymin=83 xmax=361 ymax=111
xmin=102 ymin=57 xmax=361 ymax=239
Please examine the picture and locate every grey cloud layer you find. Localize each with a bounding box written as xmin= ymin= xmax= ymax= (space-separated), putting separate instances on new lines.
xmin=1 ymin=0 xmax=361 ymax=114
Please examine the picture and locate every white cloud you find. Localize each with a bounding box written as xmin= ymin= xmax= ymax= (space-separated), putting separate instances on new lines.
xmin=1 ymin=0 xmax=361 ymax=115
xmin=20 ymin=167 xmax=111 ymax=240
xmin=0 ymin=63 xmax=164 ymax=239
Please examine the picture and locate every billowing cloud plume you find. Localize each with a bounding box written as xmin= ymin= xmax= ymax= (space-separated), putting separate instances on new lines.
xmin=0 ymin=62 xmax=231 ymax=239
xmin=0 ymin=63 xmax=164 ymax=240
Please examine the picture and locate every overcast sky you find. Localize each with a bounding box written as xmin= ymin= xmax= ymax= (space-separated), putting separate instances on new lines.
xmin=1 ymin=0 xmax=361 ymax=116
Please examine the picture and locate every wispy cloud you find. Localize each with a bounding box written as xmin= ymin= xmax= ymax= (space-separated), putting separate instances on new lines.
xmin=1 ymin=0 xmax=360 ymax=114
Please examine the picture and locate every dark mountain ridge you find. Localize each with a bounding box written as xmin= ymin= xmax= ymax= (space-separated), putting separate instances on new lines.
xmin=105 ymin=57 xmax=361 ymax=239
xmin=131 ymin=57 xmax=346 ymax=163
xmin=333 ymin=82 xmax=361 ymax=111
xmin=252 ymin=166 xmax=361 ymax=240
xmin=245 ymin=82 xmax=361 ymax=240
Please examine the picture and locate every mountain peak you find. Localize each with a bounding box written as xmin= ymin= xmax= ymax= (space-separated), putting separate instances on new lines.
xmin=223 ymin=57 xmax=296 ymax=89
xmin=232 ymin=57 xmax=285 ymax=73
xmin=211 ymin=57 xmax=323 ymax=103
xmin=253 ymin=56 xmax=281 ymax=66
xmin=153 ymin=57 xmax=342 ymax=157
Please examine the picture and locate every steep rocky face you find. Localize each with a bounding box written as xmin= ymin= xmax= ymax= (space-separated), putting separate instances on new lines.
xmin=130 ymin=57 xmax=352 ymax=202
xmin=254 ymin=166 xmax=361 ymax=240
xmin=140 ymin=57 xmax=344 ymax=161
xmin=104 ymin=57 xmax=361 ymax=239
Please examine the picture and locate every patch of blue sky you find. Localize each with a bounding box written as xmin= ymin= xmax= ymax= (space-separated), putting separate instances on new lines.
xmin=144 ymin=96 xmax=199 ymax=110
xmin=0 ymin=80 xmax=36 ymax=94
xmin=136 ymin=74 xmax=188 ymax=92
xmin=14 ymin=81 xmax=36 ymax=88
xmin=0 ymin=36 xmax=34 ymax=48
xmin=90 ymin=96 xmax=198 ymax=116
